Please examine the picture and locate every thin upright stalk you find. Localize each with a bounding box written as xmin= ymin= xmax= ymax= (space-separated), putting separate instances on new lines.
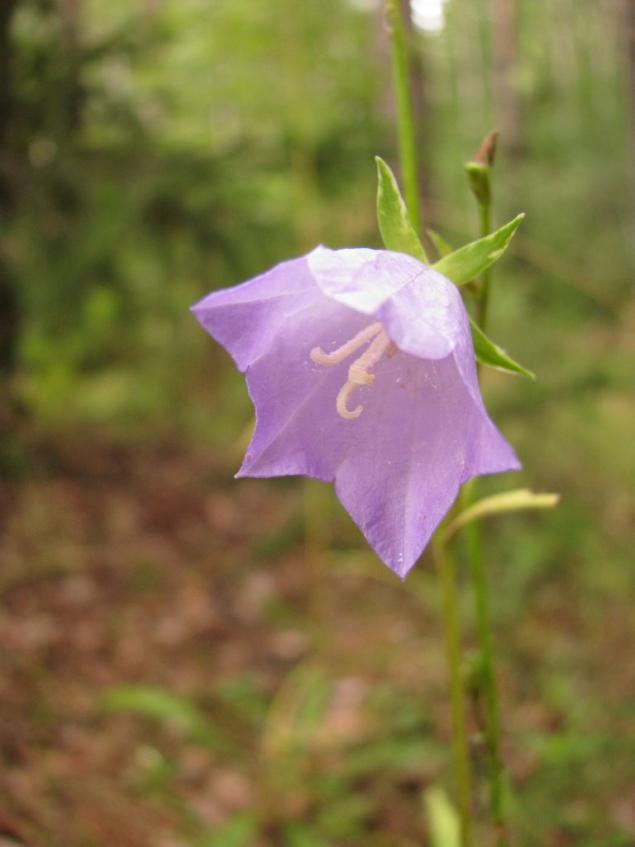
xmin=433 ymin=535 xmax=474 ymax=847
xmin=386 ymin=0 xmax=421 ymax=232
xmin=477 ymin=201 xmax=492 ymax=328
xmin=465 ymin=135 xmax=508 ymax=843
xmin=465 ymin=514 xmax=506 ymax=842
xmin=385 ymin=4 xmax=474 ymax=842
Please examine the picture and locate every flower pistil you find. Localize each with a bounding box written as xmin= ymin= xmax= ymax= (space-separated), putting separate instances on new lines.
xmin=310 ymin=321 xmax=396 ymax=420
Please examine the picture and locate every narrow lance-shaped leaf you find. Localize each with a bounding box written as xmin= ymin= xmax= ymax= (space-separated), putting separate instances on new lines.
xmin=434 ymin=213 xmax=524 ymax=286
xmin=375 ymin=156 xmax=429 ymax=263
xmin=426 ymin=228 xmax=453 ymax=259
xmin=444 ymin=488 xmax=560 ymax=540
xmin=470 ymin=317 xmax=534 ymax=380
xmin=101 ymin=684 xmax=228 ymax=751
xmin=424 ymin=787 xmax=461 ymax=847
xmin=101 ymin=685 xmax=207 ymax=731
xmin=261 ymin=662 xmax=331 ymax=759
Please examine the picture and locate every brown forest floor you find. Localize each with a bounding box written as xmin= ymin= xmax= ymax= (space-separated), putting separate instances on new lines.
xmin=0 ymin=434 xmax=634 ymax=847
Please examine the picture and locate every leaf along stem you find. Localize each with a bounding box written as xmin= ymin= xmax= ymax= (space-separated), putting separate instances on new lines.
xmin=386 ymin=0 xmax=421 ymax=233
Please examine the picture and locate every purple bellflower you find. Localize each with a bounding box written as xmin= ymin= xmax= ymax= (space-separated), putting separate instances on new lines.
xmin=192 ymin=247 xmax=520 ymax=578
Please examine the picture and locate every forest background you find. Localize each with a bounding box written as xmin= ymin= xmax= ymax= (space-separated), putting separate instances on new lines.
xmin=0 ymin=1 xmax=633 ymax=846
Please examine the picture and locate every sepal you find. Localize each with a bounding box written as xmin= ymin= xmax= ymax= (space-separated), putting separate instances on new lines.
xmin=433 ymin=214 xmax=524 ymax=286
xmin=427 ymin=228 xmax=453 ymax=259
xmin=375 ymin=156 xmax=429 ymax=263
xmin=470 ymin=317 xmax=534 ymax=380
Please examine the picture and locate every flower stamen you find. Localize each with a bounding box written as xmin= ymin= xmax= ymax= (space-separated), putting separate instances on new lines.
xmin=311 ymin=322 xmax=396 ymax=420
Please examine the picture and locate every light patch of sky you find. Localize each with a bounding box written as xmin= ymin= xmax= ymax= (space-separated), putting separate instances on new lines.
xmin=348 ymin=0 xmax=447 ymax=34
xmin=411 ymin=0 xmax=446 ymax=33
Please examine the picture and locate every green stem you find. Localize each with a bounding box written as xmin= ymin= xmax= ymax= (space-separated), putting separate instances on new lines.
xmin=466 ymin=161 xmax=508 ymax=844
xmin=385 ymin=5 xmax=473 ymax=842
xmin=433 ymin=535 xmax=474 ymax=847
xmin=386 ymin=0 xmax=421 ymax=232
xmin=465 ymin=516 xmax=507 ymax=842
xmin=477 ymin=201 xmax=492 ymax=328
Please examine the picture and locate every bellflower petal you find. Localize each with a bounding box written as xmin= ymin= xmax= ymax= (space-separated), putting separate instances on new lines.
xmin=191 ymin=255 xmax=321 ymax=372
xmin=192 ymin=247 xmax=521 ymax=578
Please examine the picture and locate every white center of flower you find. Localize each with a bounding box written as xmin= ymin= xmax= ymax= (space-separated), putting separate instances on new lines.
xmin=310 ymin=322 xmax=396 ymax=420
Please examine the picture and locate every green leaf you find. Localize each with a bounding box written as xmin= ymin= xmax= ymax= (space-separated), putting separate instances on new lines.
xmin=285 ymin=824 xmax=330 ymax=847
xmin=261 ymin=662 xmax=331 ymax=759
xmin=375 ymin=156 xmax=429 ymax=263
xmin=445 ymin=488 xmax=560 ymax=540
xmin=426 ymin=228 xmax=453 ymax=259
xmin=209 ymin=814 xmax=258 ymax=847
xmin=101 ymin=684 xmax=227 ymax=750
xmin=433 ymin=213 xmax=524 ymax=285
xmin=423 ymin=787 xmax=460 ymax=847
xmin=470 ymin=317 xmax=535 ymax=379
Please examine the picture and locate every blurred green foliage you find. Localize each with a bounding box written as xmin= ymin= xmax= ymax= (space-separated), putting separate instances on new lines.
xmin=2 ymin=0 xmax=631 ymax=435
xmin=1 ymin=1 xmax=634 ymax=846
xmin=3 ymin=0 xmax=382 ymax=428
